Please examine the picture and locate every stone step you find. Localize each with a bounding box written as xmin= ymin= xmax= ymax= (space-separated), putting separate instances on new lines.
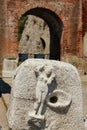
xmin=2 ymin=94 xmax=10 ymax=110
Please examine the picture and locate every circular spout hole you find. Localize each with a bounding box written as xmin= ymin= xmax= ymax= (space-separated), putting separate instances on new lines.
xmin=50 ymin=96 xmax=58 ymax=103
xmin=47 ymin=90 xmax=72 ymax=110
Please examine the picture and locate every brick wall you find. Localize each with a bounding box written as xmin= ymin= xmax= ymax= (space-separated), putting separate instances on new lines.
xmin=83 ymin=0 xmax=87 ymax=36
xmin=0 ymin=0 xmax=83 ymax=70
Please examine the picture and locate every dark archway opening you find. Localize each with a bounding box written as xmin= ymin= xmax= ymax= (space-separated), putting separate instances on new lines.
xmin=19 ymin=7 xmax=63 ymax=60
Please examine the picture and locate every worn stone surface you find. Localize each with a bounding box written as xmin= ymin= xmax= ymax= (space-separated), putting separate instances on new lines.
xmin=19 ymin=15 xmax=50 ymax=55
xmin=2 ymin=57 xmax=18 ymax=77
xmin=7 ymin=59 xmax=84 ymax=130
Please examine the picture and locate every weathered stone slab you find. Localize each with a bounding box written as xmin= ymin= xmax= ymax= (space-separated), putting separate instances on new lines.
xmin=7 ymin=59 xmax=85 ymax=130
xmin=2 ymin=57 xmax=18 ymax=78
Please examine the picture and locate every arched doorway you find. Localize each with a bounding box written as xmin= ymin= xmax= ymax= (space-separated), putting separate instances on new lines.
xmin=18 ymin=7 xmax=63 ymax=62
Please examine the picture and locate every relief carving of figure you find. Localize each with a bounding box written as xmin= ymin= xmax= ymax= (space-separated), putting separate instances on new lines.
xmin=28 ymin=65 xmax=71 ymax=130
xmin=34 ymin=65 xmax=56 ymax=116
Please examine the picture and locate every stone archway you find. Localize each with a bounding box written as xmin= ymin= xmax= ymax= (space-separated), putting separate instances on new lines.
xmin=19 ymin=15 xmax=50 ymax=60
xmin=18 ymin=7 xmax=63 ymax=61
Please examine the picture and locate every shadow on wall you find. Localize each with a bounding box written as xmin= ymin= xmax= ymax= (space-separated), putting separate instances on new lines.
xmin=0 ymin=78 xmax=11 ymax=97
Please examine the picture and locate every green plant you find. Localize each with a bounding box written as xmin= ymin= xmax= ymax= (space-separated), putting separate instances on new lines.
xmin=18 ymin=15 xmax=28 ymax=41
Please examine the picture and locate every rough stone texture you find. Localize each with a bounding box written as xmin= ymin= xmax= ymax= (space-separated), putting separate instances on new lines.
xmin=19 ymin=15 xmax=50 ymax=55
xmin=7 ymin=59 xmax=85 ymax=130
xmin=2 ymin=57 xmax=18 ymax=77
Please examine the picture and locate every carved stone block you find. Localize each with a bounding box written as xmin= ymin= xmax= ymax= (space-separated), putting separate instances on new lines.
xmin=2 ymin=57 xmax=18 ymax=78
xmin=7 ymin=59 xmax=85 ymax=130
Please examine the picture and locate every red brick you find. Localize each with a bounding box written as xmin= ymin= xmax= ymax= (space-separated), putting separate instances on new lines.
xmin=0 ymin=0 xmax=84 ymax=71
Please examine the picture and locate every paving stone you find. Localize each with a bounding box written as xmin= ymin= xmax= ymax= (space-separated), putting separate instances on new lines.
xmin=2 ymin=94 xmax=10 ymax=110
xmin=0 ymin=98 xmax=9 ymax=130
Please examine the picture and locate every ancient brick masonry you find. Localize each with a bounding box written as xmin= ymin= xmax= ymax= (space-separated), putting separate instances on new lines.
xmin=0 ymin=0 xmax=84 ymax=70
xmin=82 ymin=0 xmax=87 ymax=36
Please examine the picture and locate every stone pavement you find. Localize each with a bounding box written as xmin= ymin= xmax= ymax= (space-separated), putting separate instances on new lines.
xmin=81 ymin=75 xmax=87 ymax=118
xmin=0 ymin=98 xmax=9 ymax=130
xmin=0 ymin=74 xmax=87 ymax=129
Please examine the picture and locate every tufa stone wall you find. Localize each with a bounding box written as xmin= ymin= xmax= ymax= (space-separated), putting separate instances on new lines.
xmin=19 ymin=15 xmax=50 ymax=56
